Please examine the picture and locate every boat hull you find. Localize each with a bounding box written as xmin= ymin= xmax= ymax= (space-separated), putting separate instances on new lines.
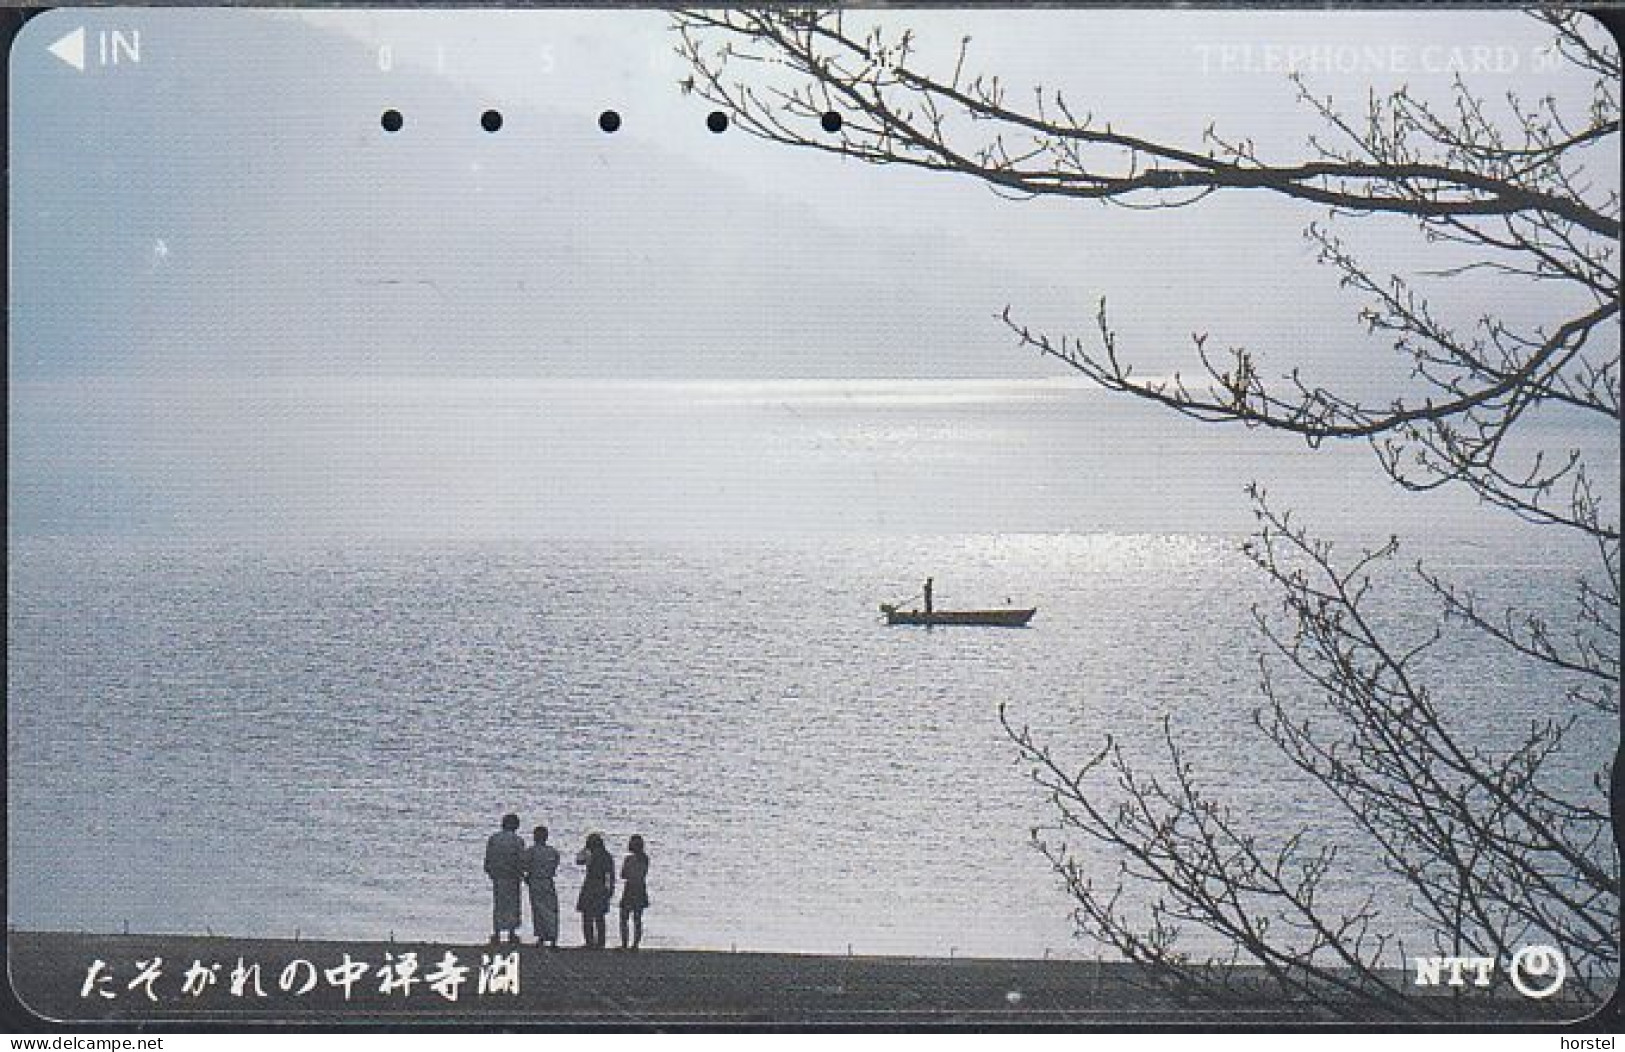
xmin=880 ymin=606 xmax=1035 ymax=627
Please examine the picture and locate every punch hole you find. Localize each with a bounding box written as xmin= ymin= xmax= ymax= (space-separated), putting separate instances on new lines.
xmin=599 ymin=110 xmax=622 ymax=133
xmin=380 ymin=109 xmax=404 ymax=133
xmin=821 ymin=111 xmax=843 ymax=133
xmin=707 ymin=111 xmax=729 ymax=134
xmin=482 ymin=109 xmax=504 ymax=133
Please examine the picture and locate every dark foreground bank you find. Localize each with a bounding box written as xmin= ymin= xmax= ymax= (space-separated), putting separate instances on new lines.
xmin=5 ymin=932 xmax=1584 ymax=1025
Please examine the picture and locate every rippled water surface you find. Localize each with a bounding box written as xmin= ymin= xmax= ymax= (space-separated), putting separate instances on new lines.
xmin=10 ymin=529 xmax=1612 ymax=957
xmin=9 ymin=383 xmax=1616 ymax=957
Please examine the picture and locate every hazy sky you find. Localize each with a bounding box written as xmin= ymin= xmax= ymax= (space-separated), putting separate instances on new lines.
xmin=9 ymin=9 xmax=1616 ymax=539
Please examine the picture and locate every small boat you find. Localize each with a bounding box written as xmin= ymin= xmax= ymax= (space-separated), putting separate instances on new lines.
xmin=880 ymin=603 xmax=1036 ymax=628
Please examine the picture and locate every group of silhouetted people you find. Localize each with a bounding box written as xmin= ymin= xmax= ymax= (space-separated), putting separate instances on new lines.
xmin=483 ymin=813 xmax=650 ymax=950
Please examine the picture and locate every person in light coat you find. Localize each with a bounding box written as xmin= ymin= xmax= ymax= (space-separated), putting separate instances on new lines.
xmin=524 ymin=824 xmax=562 ymax=948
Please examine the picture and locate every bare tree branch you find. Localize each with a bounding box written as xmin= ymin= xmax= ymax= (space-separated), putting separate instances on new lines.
xmin=680 ymin=7 xmax=1620 ymax=1015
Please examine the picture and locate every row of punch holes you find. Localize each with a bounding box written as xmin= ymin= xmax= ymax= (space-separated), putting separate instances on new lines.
xmin=379 ymin=108 xmax=845 ymax=135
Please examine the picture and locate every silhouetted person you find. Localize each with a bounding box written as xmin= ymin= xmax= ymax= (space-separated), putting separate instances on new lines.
xmin=618 ymin=835 xmax=650 ymax=951
xmin=924 ymin=577 xmax=934 ymax=615
xmin=484 ymin=813 xmax=526 ymax=945
xmin=524 ymin=825 xmax=562 ymax=948
xmin=575 ymin=832 xmax=615 ymax=949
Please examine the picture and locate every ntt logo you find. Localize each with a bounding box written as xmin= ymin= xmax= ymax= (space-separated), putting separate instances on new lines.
xmin=1411 ymin=945 xmax=1567 ymax=999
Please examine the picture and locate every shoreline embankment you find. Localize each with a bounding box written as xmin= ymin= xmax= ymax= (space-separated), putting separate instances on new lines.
xmin=3 ymin=931 xmax=1579 ymax=1025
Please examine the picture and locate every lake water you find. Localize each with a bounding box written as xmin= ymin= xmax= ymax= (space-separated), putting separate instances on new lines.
xmin=8 ymin=380 xmax=1616 ymax=958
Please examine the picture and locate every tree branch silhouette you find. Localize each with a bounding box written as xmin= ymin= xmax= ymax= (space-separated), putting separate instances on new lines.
xmin=679 ymin=7 xmax=1620 ymax=1016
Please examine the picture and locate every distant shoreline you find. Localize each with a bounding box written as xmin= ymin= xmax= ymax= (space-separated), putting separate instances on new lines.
xmin=5 ymin=931 xmax=1582 ymax=1025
